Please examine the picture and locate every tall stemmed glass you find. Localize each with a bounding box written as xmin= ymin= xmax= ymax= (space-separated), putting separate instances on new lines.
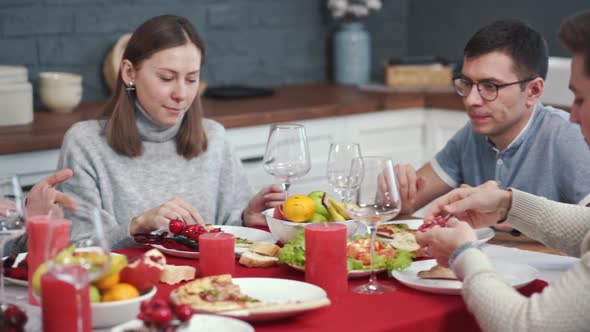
xmin=263 ymin=123 xmax=311 ymax=197
xmin=0 ymin=175 xmax=26 ymax=306
xmin=45 ymin=205 xmax=111 ymax=331
xmin=346 ymin=156 xmax=401 ymax=294
xmin=327 ymin=142 xmax=362 ymax=202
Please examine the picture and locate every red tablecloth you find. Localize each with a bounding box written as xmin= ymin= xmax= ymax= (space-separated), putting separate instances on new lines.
xmin=116 ymin=246 xmax=548 ymax=332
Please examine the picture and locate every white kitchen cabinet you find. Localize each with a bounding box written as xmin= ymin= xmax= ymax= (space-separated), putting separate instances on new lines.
xmin=227 ymin=109 xmax=430 ymax=195
xmin=423 ymin=109 xmax=469 ymax=161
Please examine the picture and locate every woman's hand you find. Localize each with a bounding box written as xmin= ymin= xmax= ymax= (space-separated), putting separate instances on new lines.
xmin=424 ymin=181 xmax=513 ymax=229
xmin=129 ymin=197 xmax=204 ymax=235
xmin=242 ymin=184 xmax=286 ymax=227
xmin=414 ymin=219 xmax=477 ymax=267
xmin=26 ymin=168 xmax=77 ymax=218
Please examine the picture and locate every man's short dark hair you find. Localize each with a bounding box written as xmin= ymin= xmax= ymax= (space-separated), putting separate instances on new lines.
xmin=464 ymin=19 xmax=548 ymax=80
xmin=558 ymin=11 xmax=590 ymax=77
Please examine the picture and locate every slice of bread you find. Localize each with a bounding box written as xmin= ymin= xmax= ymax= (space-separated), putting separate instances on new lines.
xmin=417 ymin=265 xmax=458 ymax=280
xmin=249 ymin=242 xmax=280 ymax=257
xmin=160 ymin=265 xmax=196 ymax=285
xmin=390 ymin=232 xmax=420 ymax=253
xmin=239 ymin=250 xmax=279 ymax=268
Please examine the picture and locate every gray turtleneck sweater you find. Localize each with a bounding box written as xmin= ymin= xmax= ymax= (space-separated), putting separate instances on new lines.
xmin=54 ymin=106 xmax=253 ymax=249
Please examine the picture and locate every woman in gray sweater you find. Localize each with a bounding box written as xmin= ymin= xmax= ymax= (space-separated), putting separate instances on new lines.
xmin=415 ymin=11 xmax=590 ymax=332
xmin=57 ymin=15 xmax=284 ymax=249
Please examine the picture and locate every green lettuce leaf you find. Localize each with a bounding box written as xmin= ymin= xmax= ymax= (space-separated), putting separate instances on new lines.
xmin=278 ymin=229 xmax=306 ymax=267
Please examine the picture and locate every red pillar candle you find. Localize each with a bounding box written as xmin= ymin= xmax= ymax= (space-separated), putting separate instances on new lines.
xmin=41 ymin=266 xmax=92 ymax=332
xmin=199 ymin=232 xmax=235 ymax=277
xmin=305 ymin=223 xmax=348 ymax=298
xmin=27 ymin=215 xmax=71 ymax=305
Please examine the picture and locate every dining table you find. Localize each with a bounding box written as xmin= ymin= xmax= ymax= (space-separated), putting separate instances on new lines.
xmin=5 ymin=230 xmax=579 ymax=332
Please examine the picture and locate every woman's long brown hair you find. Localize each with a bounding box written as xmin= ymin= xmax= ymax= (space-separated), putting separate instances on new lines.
xmin=103 ymin=15 xmax=207 ymax=159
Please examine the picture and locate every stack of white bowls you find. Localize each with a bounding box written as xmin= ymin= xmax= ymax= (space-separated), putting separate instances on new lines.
xmin=0 ymin=65 xmax=33 ymax=126
xmin=39 ymin=72 xmax=83 ymax=113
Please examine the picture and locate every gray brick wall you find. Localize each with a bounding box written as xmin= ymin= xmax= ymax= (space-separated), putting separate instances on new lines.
xmin=407 ymin=0 xmax=590 ymax=63
xmin=0 ymin=0 xmax=408 ymax=103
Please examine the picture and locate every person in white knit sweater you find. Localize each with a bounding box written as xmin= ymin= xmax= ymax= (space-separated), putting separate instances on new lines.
xmin=56 ymin=15 xmax=284 ymax=249
xmin=415 ymin=11 xmax=590 ymax=332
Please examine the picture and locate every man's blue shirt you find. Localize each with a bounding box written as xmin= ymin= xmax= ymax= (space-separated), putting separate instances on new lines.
xmin=432 ymin=103 xmax=590 ymax=205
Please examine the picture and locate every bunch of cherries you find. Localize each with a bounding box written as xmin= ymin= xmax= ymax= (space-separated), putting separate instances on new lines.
xmin=168 ymin=220 xmax=221 ymax=240
xmin=0 ymin=304 xmax=28 ymax=332
xmin=138 ymin=298 xmax=194 ymax=330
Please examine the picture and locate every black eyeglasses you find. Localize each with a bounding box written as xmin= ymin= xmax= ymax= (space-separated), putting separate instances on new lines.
xmin=453 ymin=77 xmax=536 ymax=101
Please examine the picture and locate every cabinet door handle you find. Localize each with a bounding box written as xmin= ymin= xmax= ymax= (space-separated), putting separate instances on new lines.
xmin=241 ymin=156 xmax=264 ymax=163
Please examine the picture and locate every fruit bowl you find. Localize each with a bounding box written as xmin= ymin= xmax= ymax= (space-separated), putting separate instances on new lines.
xmin=263 ymin=208 xmax=359 ymax=244
xmin=34 ymin=285 xmax=157 ymax=328
xmin=92 ymin=286 xmax=157 ymax=328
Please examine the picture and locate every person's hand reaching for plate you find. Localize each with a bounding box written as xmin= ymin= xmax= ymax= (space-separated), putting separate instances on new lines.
xmin=130 ymin=197 xmax=204 ymax=235
xmin=414 ymin=219 xmax=477 ymax=267
xmin=424 ymin=181 xmax=513 ymax=229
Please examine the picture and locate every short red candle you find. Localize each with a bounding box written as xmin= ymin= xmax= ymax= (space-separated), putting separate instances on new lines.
xmin=27 ymin=215 xmax=71 ymax=305
xmin=41 ymin=266 xmax=92 ymax=332
xmin=199 ymin=232 xmax=235 ymax=277
xmin=305 ymin=223 xmax=348 ymax=298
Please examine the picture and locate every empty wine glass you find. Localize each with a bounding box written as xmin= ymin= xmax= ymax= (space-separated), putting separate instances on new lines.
xmin=44 ymin=204 xmax=111 ymax=331
xmin=0 ymin=175 xmax=26 ymax=305
xmin=327 ymin=142 xmax=362 ymax=202
xmin=345 ymin=156 xmax=401 ymax=294
xmin=263 ymin=123 xmax=311 ymax=197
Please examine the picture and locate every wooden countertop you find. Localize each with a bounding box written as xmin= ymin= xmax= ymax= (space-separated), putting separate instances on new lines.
xmin=0 ymin=83 xmax=464 ymax=155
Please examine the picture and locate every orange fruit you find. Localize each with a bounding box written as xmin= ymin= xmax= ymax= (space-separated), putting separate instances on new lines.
xmin=282 ymin=195 xmax=316 ymax=222
xmin=101 ymin=283 xmax=140 ymax=302
xmin=94 ymin=272 xmax=120 ymax=291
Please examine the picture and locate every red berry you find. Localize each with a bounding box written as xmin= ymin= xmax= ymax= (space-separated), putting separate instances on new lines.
xmin=151 ymin=306 xmax=172 ymax=326
xmin=150 ymin=298 xmax=168 ymax=309
xmin=4 ymin=305 xmax=27 ymax=326
xmin=169 ymin=219 xmax=185 ymax=235
xmin=174 ymin=304 xmax=194 ymax=322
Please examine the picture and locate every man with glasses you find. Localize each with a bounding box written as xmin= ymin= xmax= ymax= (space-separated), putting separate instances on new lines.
xmin=396 ymin=19 xmax=590 ymax=218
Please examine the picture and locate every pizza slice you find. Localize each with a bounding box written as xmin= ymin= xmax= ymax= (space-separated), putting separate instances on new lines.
xmin=377 ymin=223 xmax=414 ymax=238
xmin=170 ymin=274 xmax=261 ymax=312
xmin=417 ymin=265 xmax=458 ymax=280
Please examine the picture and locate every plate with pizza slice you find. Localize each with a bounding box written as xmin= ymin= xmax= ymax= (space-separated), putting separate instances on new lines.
xmin=391 ymin=259 xmax=537 ymax=295
xmin=148 ymin=226 xmax=275 ymax=259
xmin=170 ymin=274 xmax=331 ymax=322
xmin=378 ymin=220 xmax=495 ymax=246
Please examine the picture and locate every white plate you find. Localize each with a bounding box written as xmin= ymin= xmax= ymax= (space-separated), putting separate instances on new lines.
xmin=151 ymin=226 xmax=275 ymax=259
xmin=391 ymin=259 xmax=538 ymax=295
xmin=286 ymin=263 xmax=386 ymax=279
xmin=382 ymin=219 xmax=496 ymax=245
xmin=216 ymin=278 xmax=330 ymax=322
xmin=3 ymin=252 xmax=27 ymax=287
xmin=112 ymin=314 xmax=254 ymax=332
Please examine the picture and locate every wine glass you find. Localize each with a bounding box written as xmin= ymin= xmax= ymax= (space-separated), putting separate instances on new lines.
xmin=44 ymin=204 xmax=111 ymax=331
xmin=327 ymin=142 xmax=362 ymax=202
xmin=345 ymin=156 xmax=401 ymax=294
xmin=0 ymin=175 xmax=26 ymax=305
xmin=263 ymin=123 xmax=311 ymax=197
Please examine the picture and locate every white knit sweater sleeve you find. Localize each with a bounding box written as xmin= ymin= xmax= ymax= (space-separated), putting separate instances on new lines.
xmin=451 ymin=189 xmax=590 ymax=332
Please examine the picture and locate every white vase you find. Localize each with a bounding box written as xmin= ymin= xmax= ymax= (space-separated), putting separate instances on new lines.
xmin=333 ymin=21 xmax=371 ymax=85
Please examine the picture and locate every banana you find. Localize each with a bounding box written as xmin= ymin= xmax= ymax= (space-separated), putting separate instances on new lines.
xmin=328 ymin=197 xmax=351 ymax=220
xmin=322 ymin=193 xmax=345 ymax=221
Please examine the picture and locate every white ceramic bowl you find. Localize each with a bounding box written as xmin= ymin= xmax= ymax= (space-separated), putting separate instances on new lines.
xmin=263 ymin=208 xmax=359 ymax=244
xmin=39 ymin=71 xmax=82 ymax=87
xmin=92 ymin=286 xmax=157 ymax=328
xmin=34 ymin=285 xmax=156 ymax=328
xmin=39 ymin=84 xmax=82 ymax=113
